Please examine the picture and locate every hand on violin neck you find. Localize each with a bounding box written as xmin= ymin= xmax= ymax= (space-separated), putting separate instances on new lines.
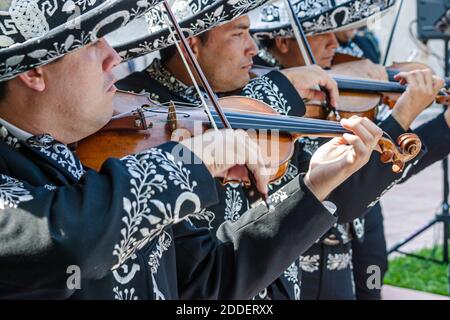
xmin=280 ymin=65 xmax=339 ymax=108
xmin=178 ymin=129 xmax=270 ymax=195
xmin=304 ymin=116 xmax=382 ymax=201
xmin=328 ymin=59 xmax=388 ymax=81
xmin=392 ymin=70 xmax=445 ymax=130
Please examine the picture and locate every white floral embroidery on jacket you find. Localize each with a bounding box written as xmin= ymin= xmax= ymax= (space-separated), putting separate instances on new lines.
xmin=224 ymin=184 xmax=244 ymax=222
xmin=112 ymin=147 xmax=202 ymax=299
xmin=284 ymin=262 xmax=301 ymax=300
xmin=0 ymin=174 xmax=34 ymax=209
xmin=326 ymin=250 xmax=353 ymax=271
xmin=299 ymin=254 xmax=320 ymax=273
xmin=242 ymin=75 xmax=291 ymax=115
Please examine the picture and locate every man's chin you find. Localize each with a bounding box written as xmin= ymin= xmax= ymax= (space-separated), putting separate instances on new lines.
xmin=215 ymin=77 xmax=250 ymax=94
xmin=320 ymin=58 xmax=333 ymax=69
xmin=236 ymin=74 xmax=251 ymax=90
xmin=95 ymin=104 xmax=114 ymax=131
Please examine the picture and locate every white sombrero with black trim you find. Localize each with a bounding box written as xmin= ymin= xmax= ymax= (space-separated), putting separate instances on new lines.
xmin=0 ymin=0 xmax=162 ymax=82
xmin=249 ymin=0 xmax=397 ymax=40
xmin=110 ymin=0 xmax=272 ymax=62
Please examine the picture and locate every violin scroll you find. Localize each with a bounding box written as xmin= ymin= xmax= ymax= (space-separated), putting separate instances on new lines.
xmin=377 ymin=133 xmax=422 ymax=173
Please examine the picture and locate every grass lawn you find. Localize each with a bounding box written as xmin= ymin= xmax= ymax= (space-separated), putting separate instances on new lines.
xmin=384 ymin=246 xmax=449 ymax=296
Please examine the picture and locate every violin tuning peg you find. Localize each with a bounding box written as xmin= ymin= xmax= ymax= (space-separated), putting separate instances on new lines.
xmin=380 ymin=150 xmax=394 ymax=164
xmin=392 ymin=160 xmax=405 ymax=173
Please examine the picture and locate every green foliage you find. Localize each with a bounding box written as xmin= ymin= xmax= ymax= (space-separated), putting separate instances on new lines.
xmin=384 ymin=246 xmax=449 ymax=296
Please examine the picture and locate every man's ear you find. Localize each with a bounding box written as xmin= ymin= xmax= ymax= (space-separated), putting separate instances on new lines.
xmin=17 ymin=67 xmax=46 ymax=92
xmin=275 ymin=37 xmax=290 ymax=54
xmin=188 ymin=36 xmax=202 ymax=59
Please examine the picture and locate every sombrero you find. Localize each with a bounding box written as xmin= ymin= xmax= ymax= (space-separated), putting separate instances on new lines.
xmin=109 ymin=0 xmax=272 ymax=62
xmin=0 ymin=0 xmax=162 ymax=82
xmin=249 ymin=0 xmax=397 ymax=40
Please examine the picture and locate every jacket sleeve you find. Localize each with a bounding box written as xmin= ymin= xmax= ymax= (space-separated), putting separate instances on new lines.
xmin=240 ymin=70 xmax=306 ymax=116
xmin=174 ymin=176 xmax=337 ymax=299
xmin=0 ymin=142 xmax=218 ymax=290
xmin=328 ymin=115 xmax=426 ymax=223
xmin=240 ymin=71 xmax=425 ymax=224
xmin=399 ymin=112 xmax=450 ymax=180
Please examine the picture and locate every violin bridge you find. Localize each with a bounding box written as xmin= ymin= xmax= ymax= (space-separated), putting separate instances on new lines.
xmin=167 ymin=101 xmax=178 ymax=132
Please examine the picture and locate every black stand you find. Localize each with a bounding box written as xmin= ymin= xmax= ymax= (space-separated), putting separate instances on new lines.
xmin=388 ymin=40 xmax=450 ymax=296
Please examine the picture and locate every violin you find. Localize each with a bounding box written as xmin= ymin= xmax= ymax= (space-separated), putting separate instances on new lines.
xmin=304 ymin=53 xmax=447 ymax=122
xmin=305 ymin=75 xmax=450 ymax=121
xmin=76 ymin=90 xmax=423 ymax=177
xmin=333 ymin=52 xmax=450 ymax=88
xmin=333 ymin=52 xmax=432 ymax=77
xmin=279 ymin=4 xmax=446 ymax=122
xmin=388 ymin=61 xmax=450 ymax=88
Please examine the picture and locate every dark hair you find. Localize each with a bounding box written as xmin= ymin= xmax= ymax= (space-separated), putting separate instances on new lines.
xmin=159 ymin=31 xmax=211 ymax=63
xmin=0 ymin=55 xmax=66 ymax=102
xmin=258 ymin=38 xmax=276 ymax=49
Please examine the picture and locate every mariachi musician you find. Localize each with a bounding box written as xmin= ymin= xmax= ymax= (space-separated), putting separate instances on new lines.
xmin=113 ymin=0 xmax=441 ymax=300
xmin=0 ymin=0 xmax=387 ymax=300
xmin=249 ymin=0 xmax=450 ymax=300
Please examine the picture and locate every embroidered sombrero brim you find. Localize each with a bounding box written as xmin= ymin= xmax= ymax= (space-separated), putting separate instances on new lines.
xmin=249 ymin=0 xmax=397 ymax=40
xmin=0 ymin=0 xmax=162 ymax=82
xmin=110 ymin=0 xmax=271 ymax=62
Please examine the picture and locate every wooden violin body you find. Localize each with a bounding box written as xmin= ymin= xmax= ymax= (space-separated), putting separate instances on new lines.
xmin=78 ymin=92 xmax=338 ymax=181
xmin=306 ymin=76 xmax=450 ymax=122
xmin=76 ymin=90 xmax=422 ymax=177
xmin=333 ymin=52 xmax=431 ymax=74
xmin=323 ymin=53 xmax=450 ymax=119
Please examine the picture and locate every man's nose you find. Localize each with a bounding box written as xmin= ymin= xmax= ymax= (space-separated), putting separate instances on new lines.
xmin=327 ymin=33 xmax=340 ymax=50
xmin=245 ymin=34 xmax=259 ymax=57
xmin=100 ymin=38 xmax=122 ymax=72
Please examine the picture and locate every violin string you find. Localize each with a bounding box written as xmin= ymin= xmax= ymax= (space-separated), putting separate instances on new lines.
xmin=146 ymin=101 xmax=348 ymax=128
xmin=215 ymin=115 xmax=344 ymax=131
xmin=209 ymin=107 xmax=344 ymax=125
xmin=216 ymin=124 xmax=347 ymax=134
xmin=156 ymin=99 xmax=347 ymax=127
xmin=215 ymin=115 xmax=347 ymax=130
xmin=213 ymin=120 xmax=349 ymax=134
xmin=224 ymin=115 xmax=346 ymax=130
xmin=210 ymin=109 xmax=332 ymax=123
xmin=212 ymin=110 xmax=347 ymax=128
xmin=140 ymin=102 xmax=345 ymax=129
xmin=381 ymin=130 xmax=395 ymax=143
xmin=160 ymin=101 xmax=200 ymax=108
xmin=211 ymin=115 xmax=350 ymax=133
xmin=145 ymin=101 xmax=382 ymax=135
xmin=335 ymin=76 xmax=405 ymax=93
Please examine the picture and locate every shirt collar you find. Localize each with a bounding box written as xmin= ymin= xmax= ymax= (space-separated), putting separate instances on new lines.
xmin=146 ymin=58 xmax=203 ymax=104
xmin=0 ymin=118 xmax=33 ymax=142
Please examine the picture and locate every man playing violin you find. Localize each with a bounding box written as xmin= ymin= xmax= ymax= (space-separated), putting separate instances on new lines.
xmin=116 ymin=0 xmax=441 ymax=300
xmin=249 ymin=0 xmax=450 ymax=300
xmin=0 ymin=0 xmax=385 ymax=300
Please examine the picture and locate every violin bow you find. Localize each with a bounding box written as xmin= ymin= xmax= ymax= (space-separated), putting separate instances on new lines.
xmin=282 ymin=0 xmax=316 ymax=65
xmin=282 ymin=0 xmax=333 ymax=108
xmin=162 ymin=0 xmax=230 ymax=128
xmin=383 ymin=0 xmax=404 ymax=66
xmin=161 ymin=0 xmax=274 ymax=210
